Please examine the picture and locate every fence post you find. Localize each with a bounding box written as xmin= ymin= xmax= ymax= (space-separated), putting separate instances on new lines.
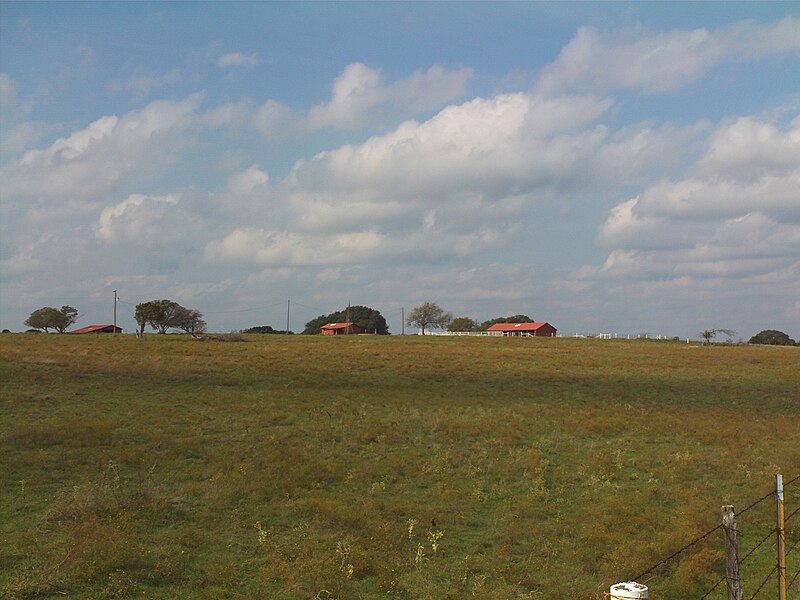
xmin=777 ymin=474 xmax=786 ymax=600
xmin=722 ymin=505 xmax=742 ymax=600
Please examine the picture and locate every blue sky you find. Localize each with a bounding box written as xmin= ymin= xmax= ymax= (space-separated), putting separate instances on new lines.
xmin=1 ymin=2 xmax=799 ymax=338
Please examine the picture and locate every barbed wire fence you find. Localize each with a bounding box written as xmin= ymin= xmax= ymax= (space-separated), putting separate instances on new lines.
xmin=604 ymin=473 xmax=799 ymax=599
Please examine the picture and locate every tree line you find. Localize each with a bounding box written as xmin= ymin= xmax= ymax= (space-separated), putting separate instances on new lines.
xmin=18 ymin=301 xmax=799 ymax=345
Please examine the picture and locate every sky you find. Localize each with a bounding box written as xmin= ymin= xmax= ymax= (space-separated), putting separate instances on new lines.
xmin=1 ymin=2 xmax=799 ymax=339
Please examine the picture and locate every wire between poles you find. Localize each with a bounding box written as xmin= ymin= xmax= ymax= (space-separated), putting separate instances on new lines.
xmin=699 ymin=574 xmax=727 ymax=599
xmin=787 ymin=565 xmax=800 ymax=591
xmin=740 ymin=528 xmax=777 ymax=564
xmin=746 ymin=565 xmax=778 ymax=600
xmin=630 ymin=523 xmax=724 ymax=582
xmin=784 ymin=504 xmax=800 ymax=524
xmin=785 ymin=536 xmax=800 ymax=558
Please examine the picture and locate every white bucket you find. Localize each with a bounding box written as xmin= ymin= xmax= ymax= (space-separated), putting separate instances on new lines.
xmin=610 ymin=581 xmax=648 ymax=599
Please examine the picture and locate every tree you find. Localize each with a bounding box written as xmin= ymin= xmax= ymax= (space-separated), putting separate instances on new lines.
xmin=406 ymin=302 xmax=452 ymax=335
xmin=448 ymin=317 xmax=479 ymax=332
xmin=749 ymin=330 xmax=796 ymax=346
xmin=24 ymin=306 xmax=79 ymax=333
xmin=303 ymin=305 xmax=389 ymax=335
xmin=173 ymin=306 xmax=207 ymax=336
xmin=479 ymin=314 xmax=533 ymax=331
xmin=699 ymin=328 xmax=736 ymax=344
xmin=134 ymin=299 xmax=192 ymax=334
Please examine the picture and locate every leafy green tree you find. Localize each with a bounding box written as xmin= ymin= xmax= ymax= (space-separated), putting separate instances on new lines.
xmin=242 ymin=325 xmax=293 ymax=334
xmin=135 ymin=299 xmax=185 ymax=334
xmin=479 ymin=314 xmax=532 ymax=331
xmin=406 ymin=302 xmax=452 ymax=335
xmin=448 ymin=317 xmax=479 ymax=332
xmin=303 ymin=305 xmax=389 ymax=335
xmin=748 ymin=330 xmax=796 ymax=346
xmin=24 ymin=306 xmax=79 ymax=333
xmin=173 ymin=306 xmax=207 ymax=336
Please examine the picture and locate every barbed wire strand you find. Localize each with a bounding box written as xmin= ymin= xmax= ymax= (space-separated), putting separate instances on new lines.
xmin=785 ymin=536 xmax=800 ymax=558
xmin=630 ymin=523 xmax=724 ymax=582
xmin=631 ymin=474 xmax=797 ymax=587
xmin=783 ymin=473 xmax=800 ymax=488
xmin=738 ymin=489 xmax=776 ymax=516
xmin=784 ymin=504 xmax=800 ymax=524
xmin=699 ymin=574 xmax=727 ymax=599
xmin=740 ymin=528 xmax=777 ymax=565
xmin=787 ymin=564 xmax=800 ymax=591
xmin=746 ymin=565 xmax=778 ymax=600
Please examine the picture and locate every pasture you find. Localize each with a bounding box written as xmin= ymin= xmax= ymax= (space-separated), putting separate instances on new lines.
xmin=1 ymin=334 xmax=798 ymax=599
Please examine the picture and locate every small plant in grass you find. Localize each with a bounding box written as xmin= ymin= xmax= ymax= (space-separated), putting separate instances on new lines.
xmin=428 ymin=528 xmax=444 ymax=558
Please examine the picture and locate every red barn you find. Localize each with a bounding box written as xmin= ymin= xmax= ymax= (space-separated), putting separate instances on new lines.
xmin=320 ymin=322 xmax=363 ymax=336
xmin=70 ymin=324 xmax=123 ymax=334
xmin=486 ymin=322 xmax=557 ymax=337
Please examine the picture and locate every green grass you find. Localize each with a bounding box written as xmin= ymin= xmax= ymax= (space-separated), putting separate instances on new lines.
xmin=1 ymin=334 xmax=798 ymax=599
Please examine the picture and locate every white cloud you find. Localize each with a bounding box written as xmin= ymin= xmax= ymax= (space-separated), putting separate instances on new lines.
xmin=0 ymin=73 xmax=15 ymax=106
xmin=227 ymin=164 xmax=269 ymax=195
xmin=108 ymin=68 xmax=181 ymax=95
xmin=204 ymin=226 xmax=508 ymax=267
xmin=0 ymin=120 xmax=63 ymax=158
xmin=0 ymin=94 xmax=204 ymax=214
xmin=217 ymin=52 xmax=258 ymax=68
xmin=305 ymin=62 xmax=472 ymax=130
xmin=206 ymin=88 xmax=705 ymax=269
xmin=538 ymin=17 xmax=800 ymax=94
xmin=574 ymin=114 xmax=800 ymax=331
xmin=96 ymin=193 xmax=185 ymax=246
xmin=203 ymin=98 xmax=255 ymax=128
xmin=253 ymin=99 xmax=295 ymax=137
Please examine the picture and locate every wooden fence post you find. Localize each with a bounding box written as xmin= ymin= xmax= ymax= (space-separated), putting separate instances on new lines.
xmin=777 ymin=474 xmax=787 ymax=600
xmin=722 ymin=505 xmax=742 ymax=600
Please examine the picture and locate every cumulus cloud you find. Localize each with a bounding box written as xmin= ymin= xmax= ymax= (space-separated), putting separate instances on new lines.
xmin=538 ymin=17 xmax=800 ymax=94
xmin=217 ymin=52 xmax=258 ymax=68
xmin=305 ymin=62 xmax=473 ymax=130
xmin=0 ymin=94 xmax=203 ymax=215
xmin=108 ymin=68 xmax=181 ymax=95
xmin=0 ymin=73 xmax=15 ymax=106
xmin=227 ymin=164 xmax=269 ymax=195
xmin=203 ymin=98 xmax=255 ymax=128
xmin=205 ymin=88 xmax=706 ymax=269
xmin=572 ymin=113 xmax=800 ymax=327
xmin=96 ymin=193 xmax=191 ymax=246
xmin=0 ymin=121 xmax=63 ymax=158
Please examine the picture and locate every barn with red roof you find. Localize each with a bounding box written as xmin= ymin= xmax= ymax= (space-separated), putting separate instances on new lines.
xmin=70 ymin=324 xmax=123 ymax=334
xmin=320 ymin=322 xmax=363 ymax=336
xmin=486 ymin=322 xmax=557 ymax=336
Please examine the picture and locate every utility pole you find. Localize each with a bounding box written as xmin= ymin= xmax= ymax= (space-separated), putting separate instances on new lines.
xmin=401 ymin=307 xmax=405 ymax=335
xmin=113 ymin=290 xmax=118 ymax=335
xmin=286 ymin=300 xmax=290 ymax=334
xmin=777 ymin=474 xmax=787 ymax=600
xmin=346 ymin=302 xmax=350 ymax=335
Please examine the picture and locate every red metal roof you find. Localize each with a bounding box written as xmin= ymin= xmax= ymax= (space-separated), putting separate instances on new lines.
xmin=69 ymin=324 xmax=122 ymax=334
xmin=486 ymin=322 xmax=553 ymax=332
xmin=320 ymin=322 xmax=355 ymax=330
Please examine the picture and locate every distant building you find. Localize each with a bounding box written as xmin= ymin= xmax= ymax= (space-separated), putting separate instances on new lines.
xmin=70 ymin=324 xmax=123 ymax=334
xmin=320 ymin=322 xmax=363 ymax=336
xmin=486 ymin=322 xmax=557 ymax=337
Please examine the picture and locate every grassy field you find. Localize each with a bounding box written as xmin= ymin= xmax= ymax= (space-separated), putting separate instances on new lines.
xmin=1 ymin=333 xmax=798 ymax=599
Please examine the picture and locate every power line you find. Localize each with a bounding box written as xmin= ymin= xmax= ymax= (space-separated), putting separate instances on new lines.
xmin=202 ymin=301 xmax=286 ymax=315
